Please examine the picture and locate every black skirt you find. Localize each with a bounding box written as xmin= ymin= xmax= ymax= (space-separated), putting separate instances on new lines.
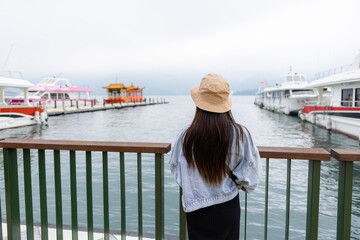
xmin=186 ymin=194 xmax=240 ymax=240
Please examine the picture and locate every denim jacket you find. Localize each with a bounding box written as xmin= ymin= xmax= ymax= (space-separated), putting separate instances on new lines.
xmin=169 ymin=127 xmax=262 ymax=212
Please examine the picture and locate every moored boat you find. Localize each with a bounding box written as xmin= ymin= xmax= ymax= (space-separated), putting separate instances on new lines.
xmin=255 ymin=68 xmax=318 ymax=115
xmin=0 ymin=77 xmax=47 ymax=130
xmin=10 ymin=77 xmax=96 ymax=109
xmin=299 ymin=53 xmax=360 ymax=139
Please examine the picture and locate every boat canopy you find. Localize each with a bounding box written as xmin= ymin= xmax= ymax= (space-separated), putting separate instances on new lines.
xmin=0 ymin=77 xmax=34 ymax=88
xmin=29 ymin=86 xmax=94 ymax=92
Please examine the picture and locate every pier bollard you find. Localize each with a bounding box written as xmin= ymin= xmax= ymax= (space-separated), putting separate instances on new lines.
xmin=91 ymin=100 xmax=93 ymax=108
xmin=76 ymin=100 xmax=79 ymax=109
xmin=111 ymin=99 xmax=113 ymax=106
xmin=54 ymin=100 xmax=57 ymax=109
xmin=71 ymin=100 xmax=73 ymax=108
xmin=84 ymin=100 xmax=86 ymax=107
xmin=103 ymin=100 xmax=105 ymax=107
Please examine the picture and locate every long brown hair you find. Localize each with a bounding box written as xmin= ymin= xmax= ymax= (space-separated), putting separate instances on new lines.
xmin=182 ymin=107 xmax=244 ymax=185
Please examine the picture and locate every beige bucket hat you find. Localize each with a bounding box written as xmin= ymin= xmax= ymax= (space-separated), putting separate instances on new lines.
xmin=191 ymin=73 xmax=232 ymax=113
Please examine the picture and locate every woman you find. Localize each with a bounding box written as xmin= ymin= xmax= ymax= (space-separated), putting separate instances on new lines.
xmin=169 ymin=73 xmax=262 ymax=240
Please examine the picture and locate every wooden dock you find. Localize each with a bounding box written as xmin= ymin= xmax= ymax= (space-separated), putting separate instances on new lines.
xmin=46 ymin=101 xmax=168 ymax=116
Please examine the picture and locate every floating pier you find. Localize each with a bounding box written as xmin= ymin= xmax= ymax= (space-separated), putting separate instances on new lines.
xmin=46 ymin=99 xmax=168 ymax=116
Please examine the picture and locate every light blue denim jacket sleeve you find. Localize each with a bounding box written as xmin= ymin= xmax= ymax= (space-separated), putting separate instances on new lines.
xmin=169 ymin=127 xmax=262 ymax=212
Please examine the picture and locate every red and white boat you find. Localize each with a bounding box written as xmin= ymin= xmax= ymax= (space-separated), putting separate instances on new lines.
xmin=0 ymin=77 xmax=47 ymax=130
xmin=299 ymin=53 xmax=360 ymax=139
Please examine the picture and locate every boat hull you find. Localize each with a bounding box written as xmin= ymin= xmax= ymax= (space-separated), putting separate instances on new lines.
xmin=300 ymin=106 xmax=360 ymax=139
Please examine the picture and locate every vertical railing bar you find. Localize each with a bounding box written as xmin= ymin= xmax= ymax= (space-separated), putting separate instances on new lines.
xmin=120 ymin=152 xmax=126 ymax=240
xmin=103 ymin=151 xmax=109 ymax=240
xmin=38 ymin=149 xmax=48 ymax=239
xmin=70 ymin=150 xmax=78 ymax=240
xmin=306 ymin=160 xmax=321 ymax=240
xmin=86 ymin=151 xmax=94 ymax=240
xmin=23 ymin=149 xmax=34 ymax=240
xmin=336 ymin=161 xmax=353 ymax=240
xmin=155 ymin=153 xmax=164 ymax=240
xmin=3 ymin=148 xmax=21 ymax=240
xmin=264 ymin=158 xmax=269 ymax=240
xmin=244 ymin=192 xmax=247 ymax=240
xmin=285 ymin=159 xmax=291 ymax=240
xmin=54 ymin=150 xmax=63 ymax=240
xmin=179 ymin=187 xmax=186 ymax=240
xmin=137 ymin=152 xmax=142 ymax=240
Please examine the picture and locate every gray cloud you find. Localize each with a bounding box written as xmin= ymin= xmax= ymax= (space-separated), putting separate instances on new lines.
xmin=1 ymin=0 xmax=360 ymax=94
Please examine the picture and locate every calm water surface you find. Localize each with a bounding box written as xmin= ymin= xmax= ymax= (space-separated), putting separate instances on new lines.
xmin=0 ymin=96 xmax=359 ymax=239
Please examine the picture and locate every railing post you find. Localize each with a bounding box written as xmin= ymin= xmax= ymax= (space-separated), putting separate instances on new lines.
xmin=103 ymin=152 xmax=109 ymax=240
xmin=23 ymin=149 xmax=34 ymax=240
xmin=331 ymin=148 xmax=358 ymax=240
xmin=38 ymin=149 xmax=49 ymax=239
xmin=155 ymin=153 xmax=164 ymax=240
xmin=54 ymin=150 xmax=63 ymax=240
xmin=285 ymin=159 xmax=291 ymax=240
xmin=70 ymin=150 xmax=78 ymax=240
xmin=306 ymin=160 xmax=321 ymax=240
xmin=137 ymin=153 xmax=143 ymax=240
xmin=120 ymin=152 xmax=126 ymax=240
xmin=264 ymin=158 xmax=269 ymax=240
xmin=337 ymin=160 xmax=353 ymax=240
xmin=179 ymin=187 xmax=186 ymax=240
xmin=3 ymin=148 xmax=21 ymax=240
xmin=86 ymin=151 xmax=94 ymax=240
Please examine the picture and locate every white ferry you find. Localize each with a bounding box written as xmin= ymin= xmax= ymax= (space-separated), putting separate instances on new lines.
xmin=255 ymin=68 xmax=318 ymax=115
xmin=299 ymin=53 xmax=360 ymax=139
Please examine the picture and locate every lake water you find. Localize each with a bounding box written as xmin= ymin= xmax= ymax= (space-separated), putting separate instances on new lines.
xmin=0 ymin=96 xmax=359 ymax=239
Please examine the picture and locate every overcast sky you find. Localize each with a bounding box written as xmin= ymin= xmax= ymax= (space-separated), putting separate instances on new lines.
xmin=1 ymin=0 xmax=360 ymax=95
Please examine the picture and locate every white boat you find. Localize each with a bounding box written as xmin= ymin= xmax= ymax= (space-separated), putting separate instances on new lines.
xmin=299 ymin=53 xmax=360 ymax=139
xmin=0 ymin=77 xmax=47 ymax=130
xmin=255 ymin=68 xmax=318 ymax=115
xmin=10 ymin=77 xmax=96 ymax=109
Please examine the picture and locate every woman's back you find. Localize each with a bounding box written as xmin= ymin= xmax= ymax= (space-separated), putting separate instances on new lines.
xmin=169 ymin=73 xmax=262 ymax=239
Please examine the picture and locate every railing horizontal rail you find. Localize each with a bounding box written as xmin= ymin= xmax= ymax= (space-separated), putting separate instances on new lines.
xmin=331 ymin=148 xmax=360 ymax=161
xmin=0 ymin=139 xmax=171 ymax=153
xmin=258 ymin=146 xmax=330 ymax=160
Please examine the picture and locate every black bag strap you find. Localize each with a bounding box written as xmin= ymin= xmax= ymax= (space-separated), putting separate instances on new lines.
xmin=225 ymin=165 xmax=238 ymax=183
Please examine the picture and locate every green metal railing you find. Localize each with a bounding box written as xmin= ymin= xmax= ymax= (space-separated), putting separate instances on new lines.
xmin=0 ymin=138 xmax=171 ymax=240
xmin=0 ymin=139 xmax=358 ymax=240
xmin=177 ymin=146 xmax=358 ymax=240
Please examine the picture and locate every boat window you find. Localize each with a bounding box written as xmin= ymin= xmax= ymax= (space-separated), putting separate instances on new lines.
xmin=51 ymin=93 xmax=57 ymax=99
xmin=294 ymin=76 xmax=300 ymax=81
xmin=286 ymin=76 xmax=292 ymax=82
xmin=341 ymin=88 xmax=353 ymax=107
xmin=41 ymin=94 xmax=49 ymax=99
xmin=291 ymin=89 xmax=314 ymax=95
xmin=65 ymin=93 xmax=70 ymax=99
xmin=355 ymin=88 xmax=360 ymax=107
xmin=284 ymin=90 xmax=290 ymax=97
xmin=58 ymin=93 xmax=64 ymax=99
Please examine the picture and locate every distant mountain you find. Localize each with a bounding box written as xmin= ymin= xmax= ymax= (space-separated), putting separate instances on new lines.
xmin=233 ymin=89 xmax=257 ymax=96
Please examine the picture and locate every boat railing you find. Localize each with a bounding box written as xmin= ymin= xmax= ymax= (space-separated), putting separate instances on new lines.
xmin=0 ymin=139 xmax=358 ymax=239
xmin=313 ymin=64 xmax=351 ymax=80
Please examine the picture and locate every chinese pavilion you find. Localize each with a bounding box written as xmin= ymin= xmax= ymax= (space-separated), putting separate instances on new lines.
xmin=103 ymin=83 xmax=145 ymax=103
